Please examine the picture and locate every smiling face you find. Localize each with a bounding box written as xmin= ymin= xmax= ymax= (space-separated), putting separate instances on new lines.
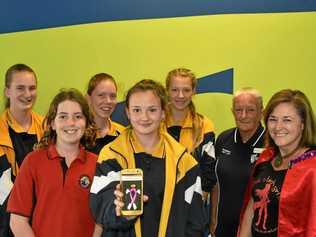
xmin=168 ymin=76 xmax=194 ymax=111
xmin=52 ymin=100 xmax=87 ymax=147
xmin=232 ymin=93 xmax=262 ymax=139
xmin=88 ymin=79 xmax=117 ymax=120
xmin=267 ymin=102 xmax=304 ymax=155
xmin=5 ymin=71 xmax=37 ymax=112
xmin=126 ymin=90 xmax=164 ymax=139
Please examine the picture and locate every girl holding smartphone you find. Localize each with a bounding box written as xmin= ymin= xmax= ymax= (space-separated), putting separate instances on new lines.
xmin=90 ymin=79 xmax=206 ymax=237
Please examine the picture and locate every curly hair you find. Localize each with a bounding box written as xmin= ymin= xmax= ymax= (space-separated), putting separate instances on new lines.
xmin=36 ymin=88 xmax=96 ymax=149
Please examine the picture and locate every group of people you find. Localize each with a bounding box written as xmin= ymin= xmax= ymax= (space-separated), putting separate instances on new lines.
xmin=0 ymin=63 xmax=315 ymax=237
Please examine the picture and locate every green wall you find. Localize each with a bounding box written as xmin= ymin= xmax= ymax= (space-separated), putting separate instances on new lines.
xmin=1 ymin=12 xmax=315 ymax=133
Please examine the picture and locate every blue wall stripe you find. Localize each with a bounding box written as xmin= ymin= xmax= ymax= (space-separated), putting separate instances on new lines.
xmin=111 ymin=68 xmax=234 ymax=125
xmin=1 ymin=0 xmax=316 ymax=33
xmin=196 ymin=68 xmax=234 ymax=95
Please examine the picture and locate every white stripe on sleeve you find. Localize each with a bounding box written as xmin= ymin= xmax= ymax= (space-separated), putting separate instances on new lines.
xmin=185 ymin=176 xmax=202 ymax=204
xmin=0 ymin=168 xmax=13 ymax=205
xmin=202 ymin=141 xmax=215 ymax=158
xmin=90 ymin=171 xmax=120 ymax=194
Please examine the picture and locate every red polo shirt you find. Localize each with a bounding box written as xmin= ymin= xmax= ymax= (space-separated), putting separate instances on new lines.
xmin=7 ymin=144 xmax=97 ymax=237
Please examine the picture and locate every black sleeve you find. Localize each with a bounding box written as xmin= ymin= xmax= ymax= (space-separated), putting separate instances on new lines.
xmin=0 ymin=154 xmax=13 ymax=237
xmin=89 ymin=159 xmax=135 ymax=230
xmin=214 ymin=133 xmax=223 ymax=157
xmin=166 ymin=163 xmax=207 ymax=237
xmin=185 ymin=167 xmax=207 ymax=236
xmin=195 ymin=131 xmax=216 ymax=192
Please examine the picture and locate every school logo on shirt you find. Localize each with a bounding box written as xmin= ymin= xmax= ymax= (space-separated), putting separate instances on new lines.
xmin=79 ymin=175 xmax=91 ymax=189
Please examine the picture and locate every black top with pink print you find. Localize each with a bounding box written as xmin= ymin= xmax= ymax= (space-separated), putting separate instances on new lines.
xmin=251 ymin=162 xmax=287 ymax=237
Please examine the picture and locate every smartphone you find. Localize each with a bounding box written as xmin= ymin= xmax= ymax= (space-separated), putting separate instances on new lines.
xmin=120 ymin=168 xmax=143 ymax=216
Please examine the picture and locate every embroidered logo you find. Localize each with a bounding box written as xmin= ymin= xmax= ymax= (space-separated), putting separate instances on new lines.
xmin=79 ymin=175 xmax=91 ymax=189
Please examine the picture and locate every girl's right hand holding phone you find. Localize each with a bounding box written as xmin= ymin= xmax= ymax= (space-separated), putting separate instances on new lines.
xmin=113 ymin=184 xmax=149 ymax=217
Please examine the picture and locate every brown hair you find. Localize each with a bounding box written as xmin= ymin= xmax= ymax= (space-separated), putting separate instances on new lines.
xmin=125 ymin=79 xmax=167 ymax=111
xmin=4 ymin=63 xmax=37 ymax=108
xmin=36 ymin=88 xmax=96 ymax=149
xmin=264 ymin=89 xmax=316 ymax=150
xmin=165 ymin=68 xmax=203 ymax=151
xmin=87 ymin=72 xmax=117 ymax=96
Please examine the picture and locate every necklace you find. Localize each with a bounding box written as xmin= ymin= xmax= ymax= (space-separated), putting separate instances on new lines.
xmin=273 ymin=146 xmax=302 ymax=168
xmin=273 ymin=155 xmax=283 ymax=168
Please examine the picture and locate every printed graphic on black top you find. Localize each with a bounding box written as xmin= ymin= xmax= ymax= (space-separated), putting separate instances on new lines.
xmin=251 ymin=162 xmax=287 ymax=237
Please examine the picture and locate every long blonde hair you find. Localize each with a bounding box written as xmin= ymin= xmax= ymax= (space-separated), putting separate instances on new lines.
xmin=166 ymin=68 xmax=203 ymax=151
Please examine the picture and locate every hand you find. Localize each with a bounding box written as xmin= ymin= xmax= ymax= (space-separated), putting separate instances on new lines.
xmin=113 ymin=184 xmax=148 ymax=218
xmin=202 ymin=191 xmax=209 ymax=201
xmin=209 ymin=219 xmax=216 ymax=237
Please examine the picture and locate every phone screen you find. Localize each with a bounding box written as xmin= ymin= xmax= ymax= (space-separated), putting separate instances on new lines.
xmin=121 ymin=171 xmax=143 ymax=215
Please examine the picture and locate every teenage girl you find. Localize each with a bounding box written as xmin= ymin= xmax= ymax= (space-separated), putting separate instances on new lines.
xmin=165 ymin=68 xmax=216 ymax=194
xmin=86 ymin=73 xmax=125 ymax=154
xmin=7 ymin=89 xmax=97 ymax=237
xmin=90 ymin=79 xmax=206 ymax=237
xmin=0 ymin=64 xmax=43 ymax=236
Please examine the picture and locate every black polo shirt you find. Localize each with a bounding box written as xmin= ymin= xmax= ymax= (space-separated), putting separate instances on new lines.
xmin=130 ymin=134 xmax=165 ymax=237
xmin=8 ymin=126 xmax=37 ymax=169
xmin=215 ymin=125 xmax=265 ymax=237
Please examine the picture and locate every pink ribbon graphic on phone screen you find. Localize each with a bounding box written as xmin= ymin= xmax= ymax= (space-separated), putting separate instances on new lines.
xmin=126 ymin=184 xmax=141 ymax=210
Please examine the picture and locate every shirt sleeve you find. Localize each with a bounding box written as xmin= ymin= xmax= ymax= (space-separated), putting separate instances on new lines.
xmin=7 ymin=154 xmax=35 ymax=217
xmin=180 ymin=155 xmax=207 ymax=236
xmin=90 ymin=155 xmax=135 ymax=230
xmin=0 ymin=152 xmax=14 ymax=236
xmin=195 ymin=131 xmax=216 ymax=192
xmin=0 ymin=152 xmax=13 ymax=206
